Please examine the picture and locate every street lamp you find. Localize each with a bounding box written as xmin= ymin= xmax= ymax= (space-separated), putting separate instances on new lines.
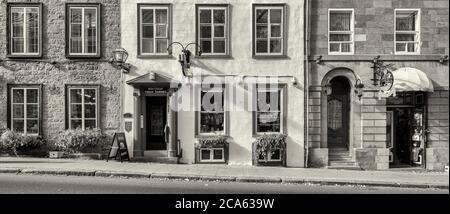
xmin=110 ymin=48 xmax=131 ymax=73
xmin=167 ymin=42 xmax=202 ymax=76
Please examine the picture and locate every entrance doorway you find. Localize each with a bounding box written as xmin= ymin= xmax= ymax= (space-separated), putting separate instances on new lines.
xmin=327 ymin=76 xmax=351 ymax=150
xmin=386 ymin=92 xmax=426 ymax=168
xmin=146 ymin=96 xmax=167 ymax=150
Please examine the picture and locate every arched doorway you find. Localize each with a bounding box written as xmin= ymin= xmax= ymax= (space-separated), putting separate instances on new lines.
xmin=327 ymin=76 xmax=351 ymax=150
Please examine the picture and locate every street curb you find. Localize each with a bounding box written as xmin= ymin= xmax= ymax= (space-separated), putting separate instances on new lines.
xmin=94 ymin=171 xmax=151 ymax=178
xmin=0 ymin=168 xmax=448 ymax=189
xmin=0 ymin=167 xmax=22 ymax=174
xmin=20 ymin=168 xmax=96 ymax=176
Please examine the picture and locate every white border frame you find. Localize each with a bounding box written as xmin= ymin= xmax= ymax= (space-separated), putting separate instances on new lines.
xmin=254 ymin=86 xmax=285 ymax=135
xmin=139 ymin=6 xmax=170 ymax=56
xmin=10 ymin=87 xmax=40 ymax=135
xmin=394 ymin=8 xmax=421 ymax=55
xmin=199 ymin=148 xmax=225 ymax=162
xmin=254 ymin=5 xmax=285 ymax=56
xmin=327 ymin=8 xmax=354 ymax=55
xmin=68 ymin=87 xmax=99 ymax=130
xmin=197 ymin=6 xmax=229 ymax=56
xmin=68 ymin=6 xmax=99 ymax=56
xmin=10 ymin=6 xmax=40 ymax=56
xmin=197 ymin=85 xmax=227 ymax=136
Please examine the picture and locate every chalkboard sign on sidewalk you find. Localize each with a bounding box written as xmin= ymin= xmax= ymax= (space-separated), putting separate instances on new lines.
xmin=107 ymin=132 xmax=130 ymax=162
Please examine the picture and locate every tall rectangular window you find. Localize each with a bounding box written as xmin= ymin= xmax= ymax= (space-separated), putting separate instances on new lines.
xmin=199 ymin=85 xmax=225 ymax=135
xmin=7 ymin=3 xmax=42 ymax=57
xmin=255 ymin=86 xmax=284 ymax=134
xmin=67 ymin=86 xmax=99 ymax=130
xmin=253 ymin=5 xmax=286 ymax=56
xmin=395 ymin=9 xmax=420 ymax=54
xmin=197 ymin=5 xmax=229 ymax=56
xmin=138 ymin=5 xmax=170 ymax=56
xmin=328 ymin=9 xmax=354 ymax=55
xmin=9 ymin=86 xmax=41 ymax=135
xmin=66 ymin=4 xmax=100 ymax=57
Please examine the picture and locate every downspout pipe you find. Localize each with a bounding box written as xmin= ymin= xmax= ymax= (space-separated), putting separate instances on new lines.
xmin=304 ymin=0 xmax=311 ymax=168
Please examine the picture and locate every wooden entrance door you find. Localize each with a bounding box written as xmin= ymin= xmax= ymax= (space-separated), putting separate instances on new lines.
xmin=146 ymin=96 xmax=167 ymax=150
xmin=327 ymin=77 xmax=350 ymax=149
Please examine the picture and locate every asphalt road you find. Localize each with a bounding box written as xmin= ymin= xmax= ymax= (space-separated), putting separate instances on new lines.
xmin=0 ymin=173 xmax=447 ymax=194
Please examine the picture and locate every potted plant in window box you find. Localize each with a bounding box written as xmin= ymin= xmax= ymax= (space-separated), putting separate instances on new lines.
xmin=0 ymin=129 xmax=48 ymax=157
xmin=252 ymin=133 xmax=287 ymax=166
xmin=194 ymin=136 xmax=229 ymax=164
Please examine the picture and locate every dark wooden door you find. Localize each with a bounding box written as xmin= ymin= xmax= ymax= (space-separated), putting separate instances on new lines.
xmin=146 ymin=96 xmax=167 ymax=150
xmin=327 ymin=94 xmax=349 ymax=148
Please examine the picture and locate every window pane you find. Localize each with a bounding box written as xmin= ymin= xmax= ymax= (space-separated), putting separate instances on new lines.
xmin=201 ymin=149 xmax=210 ymax=160
xmin=270 ymin=9 xmax=282 ymax=23
xmin=396 ymin=12 xmax=416 ymax=31
xmin=84 ymin=89 xmax=96 ymax=103
xmin=213 ymin=40 xmax=226 ymax=53
xmin=84 ymin=104 xmax=96 ymax=119
xmin=70 ymin=104 xmax=82 ymax=119
xmin=71 ymin=9 xmax=82 ymax=23
xmin=13 ymin=104 xmax=24 ymax=118
xmin=11 ymin=8 xmax=24 ymax=23
xmin=330 ymin=43 xmax=340 ymax=52
xmin=200 ymin=26 xmax=211 ymax=38
xmin=26 ymin=10 xmax=39 ymax=53
xmin=156 ymin=39 xmax=168 ymax=53
xmin=142 ymin=9 xmax=153 ymax=23
xmin=330 ymin=12 xmax=351 ymax=31
xmin=396 ymin=43 xmax=406 ymax=52
xmin=270 ymin=39 xmax=282 ymax=53
xmin=256 ymin=9 xmax=268 ymax=23
xmin=201 ymin=90 xmax=223 ymax=112
xmin=271 ymin=25 xmax=281 ymax=37
xmin=330 ymin=34 xmax=351 ymax=41
xmin=270 ymin=149 xmax=280 ymax=160
xmin=200 ymin=40 xmax=211 ymax=53
xmin=155 ymin=9 xmax=167 ymax=24
xmin=200 ymin=10 xmax=211 ymax=23
xmin=12 ymin=24 xmax=24 ymax=38
xmin=256 ymin=26 xmax=268 ymax=38
xmin=26 ymin=105 xmax=39 ymax=119
xmin=142 ymin=38 xmax=154 ymax=53
xmin=341 ymin=43 xmax=351 ymax=52
xmin=142 ymin=25 xmax=154 ymax=38
xmin=13 ymin=120 xmax=24 ymax=133
xmin=213 ymin=10 xmax=225 ymax=24
xmin=27 ymin=89 xmax=38 ymax=103
xmin=257 ymin=90 xmax=280 ymax=112
xmin=407 ymin=43 xmax=416 ymax=52
xmin=396 ymin=34 xmax=415 ymax=41
xmin=214 ymin=26 xmax=224 ymax=37
xmin=256 ymin=40 xmax=268 ymax=53
xmin=213 ymin=149 xmax=223 ymax=160
xmin=26 ymin=120 xmax=39 ymax=134
xmin=70 ymin=89 xmax=82 ymax=103
xmin=71 ymin=120 xmax=82 ymax=129
xmin=200 ymin=113 xmax=224 ymax=133
xmin=257 ymin=112 xmax=280 ymax=133
xmin=156 ymin=25 xmax=166 ymax=37
xmin=12 ymin=38 xmax=24 ymax=53
xmin=85 ymin=9 xmax=97 ymax=54
xmin=12 ymin=89 xmax=24 ymax=103
xmin=85 ymin=119 xmax=97 ymax=129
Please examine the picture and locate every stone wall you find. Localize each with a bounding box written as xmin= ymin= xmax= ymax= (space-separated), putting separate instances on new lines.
xmin=310 ymin=0 xmax=449 ymax=55
xmin=0 ymin=0 xmax=121 ymax=143
xmin=426 ymin=90 xmax=449 ymax=170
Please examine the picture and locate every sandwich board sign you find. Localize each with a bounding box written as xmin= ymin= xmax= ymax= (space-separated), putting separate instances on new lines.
xmin=107 ymin=132 xmax=130 ymax=162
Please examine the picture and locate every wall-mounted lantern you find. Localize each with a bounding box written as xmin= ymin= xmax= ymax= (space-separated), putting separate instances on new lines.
xmin=110 ymin=48 xmax=131 ymax=73
xmin=167 ymin=42 xmax=202 ymax=77
xmin=439 ymin=55 xmax=449 ymax=64
xmin=354 ymin=79 xmax=365 ymax=100
xmin=323 ymin=82 xmax=332 ymax=96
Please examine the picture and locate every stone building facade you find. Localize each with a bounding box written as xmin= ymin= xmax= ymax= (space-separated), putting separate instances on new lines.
xmin=121 ymin=0 xmax=305 ymax=166
xmin=306 ymin=0 xmax=449 ymax=170
xmin=0 ymin=0 xmax=122 ymax=143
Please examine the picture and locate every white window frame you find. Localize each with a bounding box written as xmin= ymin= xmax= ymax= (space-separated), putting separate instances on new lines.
xmin=139 ymin=6 xmax=170 ymax=56
xmin=68 ymin=6 xmax=99 ymax=56
xmin=198 ymin=85 xmax=226 ymax=136
xmin=255 ymin=86 xmax=284 ymax=135
xmin=199 ymin=148 xmax=225 ymax=162
xmin=9 ymin=6 xmax=40 ymax=56
xmin=257 ymin=149 xmax=282 ymax=162
xmin=254 ymin=5 xmax=285 ymax=56
xmin=197 ymin=6 xmax=228 ymax=56
xmin=394 ymin=9 xmax=421 ymax=55
xmin=68 ymin=87 xmax=99 ymax=130
xmin=10 ymin=87 xmax=40 ymax=135
xmin=328 ymin=8 xmax=354 ymax=55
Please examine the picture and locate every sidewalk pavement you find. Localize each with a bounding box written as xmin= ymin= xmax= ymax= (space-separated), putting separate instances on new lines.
xmin=0 ymin=157 xmax=448 ymax=189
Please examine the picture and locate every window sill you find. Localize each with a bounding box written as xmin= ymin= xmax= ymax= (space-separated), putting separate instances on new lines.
xmin=66 ymin=55 xmax=101 ymax=59
xmin=195 ymin=55 xmax=232 ymax=59
xmin=7 ymin=54 xmax=42 ymax=59
xmin=252 ymin=55 xmax=288 ymax=59
xmin=137 ymin=55 xmax=174 ymax=59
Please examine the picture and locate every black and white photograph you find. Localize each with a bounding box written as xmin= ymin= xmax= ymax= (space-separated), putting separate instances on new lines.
xmin=0 ymin=0 xmax=448 ymax=211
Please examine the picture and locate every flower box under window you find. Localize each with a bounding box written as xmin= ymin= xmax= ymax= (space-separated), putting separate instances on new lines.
xmin=252 ymin=134 xmax=287 ymax=166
